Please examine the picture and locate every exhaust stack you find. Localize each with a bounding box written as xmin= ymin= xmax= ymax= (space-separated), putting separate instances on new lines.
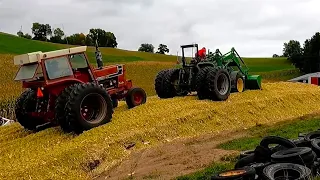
xmin=95 ymin=39 xmax=104 ymax=69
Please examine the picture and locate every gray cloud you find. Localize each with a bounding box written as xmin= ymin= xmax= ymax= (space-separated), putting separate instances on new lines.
xmin=0 ymin=0 xmax=320 ymax=57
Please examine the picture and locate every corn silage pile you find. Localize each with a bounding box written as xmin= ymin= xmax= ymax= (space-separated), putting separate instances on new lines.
xmin=0 ymin=82 xmax=320 ymax=179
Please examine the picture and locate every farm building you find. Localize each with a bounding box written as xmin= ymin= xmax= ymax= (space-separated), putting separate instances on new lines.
xmin=288 ymin=72 xmax=320 ymax=85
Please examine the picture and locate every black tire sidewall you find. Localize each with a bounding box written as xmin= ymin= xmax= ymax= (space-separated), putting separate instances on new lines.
xmin=207 ymin=67 xmax=231 ymax=101
xmin=263 ymin=163 xmax=312 ymax=180
xmin=126 ymin=87 xmax=147 ymax=108
xmin=66 ymin=83 xmax=113 ymax=132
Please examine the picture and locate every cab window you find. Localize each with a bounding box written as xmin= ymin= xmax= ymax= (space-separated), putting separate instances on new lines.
xmin=69 ymin=53 xmax=88 ymax=69
xmin=44 ymin=56 xmax=73 ymax=79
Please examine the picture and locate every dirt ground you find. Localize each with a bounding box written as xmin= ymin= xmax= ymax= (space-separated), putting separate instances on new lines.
xmin=94 ymin=130 xmax=247 ymax=180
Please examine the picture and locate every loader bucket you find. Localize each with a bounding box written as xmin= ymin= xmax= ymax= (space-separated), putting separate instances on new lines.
xmin=245 ymin=75 xmax=262 ymax=90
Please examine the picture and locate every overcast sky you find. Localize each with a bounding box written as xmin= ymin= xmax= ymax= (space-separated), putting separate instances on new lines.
xmin=0 ymin=0 xmax=320 ymax=57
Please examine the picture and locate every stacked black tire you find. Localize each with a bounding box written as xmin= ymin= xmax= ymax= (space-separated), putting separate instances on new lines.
xmin=212 ymin=132 xmax=320 ymax=180
xmin=155 ymin=66 xmax=232 ymax=101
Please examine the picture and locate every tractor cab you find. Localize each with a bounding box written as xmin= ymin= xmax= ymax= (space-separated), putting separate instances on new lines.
xmin=13 ymin=46 xmax=97 ymax=91
xmin=180 ymin=44 xmax=200 ymax=66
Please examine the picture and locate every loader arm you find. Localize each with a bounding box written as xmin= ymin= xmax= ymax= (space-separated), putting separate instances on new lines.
xmin=218 ymin=48 xmax=249 ymax=76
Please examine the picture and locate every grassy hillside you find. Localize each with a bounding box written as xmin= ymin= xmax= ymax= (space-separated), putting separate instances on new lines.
xmin=0 ymin=32 xmax=294 ymax=70
xmin=0 ymin=32 xmax=176 ymax=63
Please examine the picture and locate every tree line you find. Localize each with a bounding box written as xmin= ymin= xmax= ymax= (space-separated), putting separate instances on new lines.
xmin=279 ymin=32 xmax=320 ymax=74
xmin=17 ymin=22 xmax=170 ymax=54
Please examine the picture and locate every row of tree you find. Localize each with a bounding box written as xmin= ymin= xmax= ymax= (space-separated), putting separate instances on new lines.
xmin=281 ymin=32 xmax=320 ymax=73
xmin=17 ymin=22 xmax=170 ymax=54
xmin=138 ymin=43 xmax=169 ymax=54
xmin=18 ymin=23 xmax=118 ymax=47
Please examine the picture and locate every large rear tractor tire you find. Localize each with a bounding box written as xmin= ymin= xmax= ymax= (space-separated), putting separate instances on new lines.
xmin=155 ymin=69 xmax=169 ymax=98
xmin=125 ymin=87 xmax=147 ymax=109
xmin=64 ymin=83 xmax=113 ymax=134
xmin=14 ymin=89 xmax=44 ymax=131
xmin=196 ymin=66 xmax=212 ymax=100
xmin=55 ymin=84 xmax=79 ymax=132
xmin=154 ymin=69 xmax=181 ymax=98
xmin=205 ymin=67 xmax=231 ymax=101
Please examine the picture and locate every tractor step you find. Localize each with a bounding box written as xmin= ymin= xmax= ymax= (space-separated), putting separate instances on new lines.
xmin=36 ymin=122 xmax=54 ymax=132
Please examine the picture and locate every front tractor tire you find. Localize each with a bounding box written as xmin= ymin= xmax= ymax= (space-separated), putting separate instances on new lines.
xmin=15 ymin=89 xmax=43 ymax=131
xmin=64 ymin=83 xmax=113 ymax=134
xmin=231 ymin=72 xmax=245 ymax=93
xmin=206 ymin=67 xmax=231 ymax=101
xmin=125 ymin=87 xmax=147 ymax=109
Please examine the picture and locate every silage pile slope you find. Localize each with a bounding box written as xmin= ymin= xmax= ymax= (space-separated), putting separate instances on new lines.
xmin=0 ymin=82 xmax=320 ymax=179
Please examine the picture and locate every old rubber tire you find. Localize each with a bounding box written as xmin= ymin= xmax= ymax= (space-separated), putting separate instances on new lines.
xmin=235 ymin=154 xmax=255 ymax=169
xmin=211 ymin=166 xmax=256 ymax=180
xmin=260 ymin=136 xmax=296 ymax=153
xmin=311 ymin=139 xmax=320 ymax=157
xmin=196 ymin=66 xmax=212 ymax=100
xmin=304 ymin=131 xmax=320 ymax=147
xmin=292 ymin=137 xmax=309 ymax=147
xmin=262 ymin=163 xmax=312 ymax=180
xmin=249 ymin=162 xmax=271 ymax=179
xmin=206 ymin=67 xmax=231 ymax=101
xmin=253 ymin=145 xmax=273 ymax=163
xmin=15 ymin=89 xmax=43 ymax=131
xmin=231 ymin=72 xmax=245 ymax=93
xmin=55 ymin=84 xmax=79 ymax=133
xmin=271 ymin=147 xmax=316 ymax=167
xmin=125 ymin=87 xmax=147 ymax=109
xmin=155 ymin=69 xmax=169 ymax=98
xmin=240 ymin=149 xmax=255 ymax=159
xmin=65 ymin=83 xmax=113 ymax=134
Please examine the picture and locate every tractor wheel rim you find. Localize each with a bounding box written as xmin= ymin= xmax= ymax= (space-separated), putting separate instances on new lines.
xmin=217 ymin=73 xmax=229 ymax=95
xmin=80 ymin=93 xmax=107 ymax=123
xmin=237 ymin=78 xmax=244 ymax=92
xmin=133 ymin=92 xmax=143 ymax=105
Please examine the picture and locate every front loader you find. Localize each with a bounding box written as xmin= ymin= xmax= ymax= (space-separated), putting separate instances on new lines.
xmin=201 ymin=47 xmax=262 ymax=92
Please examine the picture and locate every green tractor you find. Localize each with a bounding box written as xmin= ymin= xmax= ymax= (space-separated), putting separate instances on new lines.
xmin=154 ymin=43 xmax=261 ymax=101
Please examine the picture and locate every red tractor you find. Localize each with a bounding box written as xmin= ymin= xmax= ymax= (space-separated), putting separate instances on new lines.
xmin=13 ymin=43 xmax=146 ymax=133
